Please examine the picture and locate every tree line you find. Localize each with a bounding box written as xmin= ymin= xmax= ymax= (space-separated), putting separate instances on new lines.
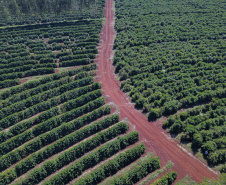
xmin=0 ymin=0 xmax=106 ymax=26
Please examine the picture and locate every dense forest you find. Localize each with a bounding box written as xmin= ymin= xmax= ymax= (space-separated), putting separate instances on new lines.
xmin=113 ymin=0 xmax=226 ymax=171
xmin=0 ymin=0 xmax=105 ymax=26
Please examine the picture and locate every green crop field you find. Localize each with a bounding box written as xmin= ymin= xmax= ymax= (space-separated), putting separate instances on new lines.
xmin=0 ymin=0 xmax=225 ymax=184
xmin=0 ymin=20 xmax=102 ymax=89
xmin=0 ymin=64 xmax=167 ymax=185
xmin=113 ymin=0 xmax=226 ymax=171
xmin=0 ymin=1 xmax=175 ymax=185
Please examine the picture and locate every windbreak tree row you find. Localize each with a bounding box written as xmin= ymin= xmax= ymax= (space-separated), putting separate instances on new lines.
xmin=0 ymin=0 xmax=106 ymax=26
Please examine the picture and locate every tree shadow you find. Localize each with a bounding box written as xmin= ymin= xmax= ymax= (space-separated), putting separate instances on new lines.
xmin=190 ymin=143 xmax=200 ymax=155
xmin=168 ymin=132 xmax=178 ymax=138
xmin=148 ymin=117 xmax=157 ymax=122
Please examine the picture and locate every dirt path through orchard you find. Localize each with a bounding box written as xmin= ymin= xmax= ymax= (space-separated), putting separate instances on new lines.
xmin=95 ymin=0 xmax=218 ymax=183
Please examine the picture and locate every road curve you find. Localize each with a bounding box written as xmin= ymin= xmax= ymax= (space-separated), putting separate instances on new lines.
xmin=95 ymin=0 xmax=219 ymax=182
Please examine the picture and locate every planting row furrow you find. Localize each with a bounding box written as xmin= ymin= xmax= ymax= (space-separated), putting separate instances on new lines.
xmin=0 ymin=60 xmax=37 ymax=70
xmin=0 ymin=64 xmax=96 ymax=100
xmin=0 ymin=107 xmax=59 ymax=143
xmin=108 ymin=156 xmax=160 ymax=185
xmin=0 ymin=71 xmax=91 ymax=110
xmin=0 ymin=73 xmax=93 ymax=119
xmin=0 ymin=108 xmax=114 ymax=185
xmin=72 ymin=141 xmax=145 ymax=185
xmin=0 ymin=63 xmax=57 ymax=76
xmin=0 ymin=89 xmax=102 ymax=156
xmin=0 ymin=77 xmax=94 ymax=131
xmin=0 ymin=97 xmax=106 ymax=172
xmin=60 ymin=58 xmax=93 ymax=67
xmin=0 ymin=105 xmax=111 ymax=184
xmin=0 ymin=79 xmax=21 ymax=90
xmin=41 ymin=129 xmax=139 ymax=185
xmin=0 ymin=68 xmax=55 ymax=82
xmin=59 ymin=53 xmax=96 ymax=62
xmin=0 ymin=82 xmax=101 ymax=143
xmin=14 ymin=120 xmax=128 ymax=185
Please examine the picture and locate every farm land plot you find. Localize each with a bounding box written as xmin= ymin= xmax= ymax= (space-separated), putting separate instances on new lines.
xmin=113 ymin=0 xmax=226 ymax=171
xmin=0 ymin=20 xmax=102 ymax=89
xmin=0 ymin=64 xmax=165 ymax=185
xmin=0 ymin=0 xmax=224 ymax=184
xmin=0 ymin=8 xmax=167 ymax=185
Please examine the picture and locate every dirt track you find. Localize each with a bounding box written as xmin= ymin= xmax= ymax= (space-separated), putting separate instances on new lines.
xmin=95 ymin=0 xmax=219 ymax=183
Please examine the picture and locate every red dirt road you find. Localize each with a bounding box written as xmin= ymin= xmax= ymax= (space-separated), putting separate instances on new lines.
xmin=95 ymin=0 xmax=219 ymax=183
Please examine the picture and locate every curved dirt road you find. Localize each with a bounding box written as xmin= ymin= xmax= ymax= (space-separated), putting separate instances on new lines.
xmin=95 ymin=0 xmax=218 ymax=182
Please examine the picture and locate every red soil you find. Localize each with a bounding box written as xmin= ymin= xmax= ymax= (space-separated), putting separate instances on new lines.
xmin=65 ymin=66 xmax=80 ymax=70
xmin=55 ymin=69 xmax=59 ymax=73
xmin=44 ymin=38 xmax=49 ymax=43
xmin=21 ymin=79 xmax=28 ymax=84
xmin=95 ymin=0 xmax=219 ymax=183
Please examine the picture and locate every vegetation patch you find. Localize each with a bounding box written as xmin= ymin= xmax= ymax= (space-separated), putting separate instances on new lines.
xmin=113 ymin=0 xmax=225 ymax=170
